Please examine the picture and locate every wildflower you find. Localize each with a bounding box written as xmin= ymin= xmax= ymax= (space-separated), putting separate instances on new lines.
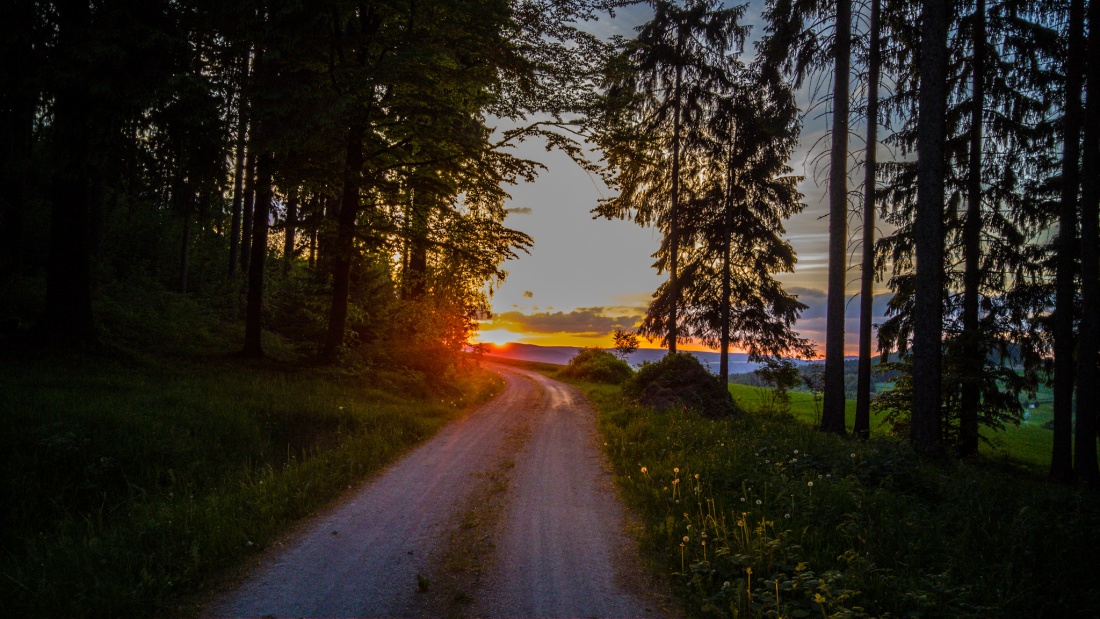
xmin=683 ymin=535 xmax=689 ymax=542
xmin=808 ymin=481 xmax=814 ymax=487
xmin=673 ymin=478 xmax=680 ymax=485
xmin=674 ymin=467 xmax=680 ymax=473
xmin=641 ymin=466 xmax=648 ymax=474
xmin=755 ymin=499 xmax=762 ymax=505
xmin=737 ymin=520 xmax=745 ymax=527
xmin=694 ymin=473 xmax=699 ymax=479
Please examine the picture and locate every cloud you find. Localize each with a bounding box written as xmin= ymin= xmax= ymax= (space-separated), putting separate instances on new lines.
xmin=523 ymin=290 xmax=534 ymax=298
xmin=482 ymin=307 xmax=644 ymax=338
xmin=786 ymin=288 xmax=894 ymax=354
xmin=505 ymin=207 xmax=532 ymax=215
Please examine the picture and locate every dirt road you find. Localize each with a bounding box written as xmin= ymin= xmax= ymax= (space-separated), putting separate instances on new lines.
xmin=205 ymin=364 xmax=665 ymax=618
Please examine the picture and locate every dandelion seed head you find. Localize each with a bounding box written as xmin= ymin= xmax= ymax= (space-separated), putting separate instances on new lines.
xmin=683 ymin=535 xmax=689 ymax=542
xmin=785 ymin=513 xmax=791 ymax=519
xmin=674 ymin=467 xmax=680 ymax=473
xmin=641 ymin=466 xmax=647 ymax=473
xmin=808 ymin=481 xmax=814 ymax=487
xmin=755 ymin=499 xmax=762 ymax=505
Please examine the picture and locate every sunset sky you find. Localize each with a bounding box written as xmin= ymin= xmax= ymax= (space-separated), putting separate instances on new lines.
xmin=475 ymin=2 xmax=894 ymax=356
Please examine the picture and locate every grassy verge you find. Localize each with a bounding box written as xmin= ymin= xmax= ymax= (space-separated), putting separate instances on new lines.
xmin=558 ymin=378 xmax=1100 ymax=618
xmin=0 ymin=288 xmax=502 ymax=618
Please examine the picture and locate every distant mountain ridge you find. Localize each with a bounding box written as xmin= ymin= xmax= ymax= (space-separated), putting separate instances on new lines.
xmin=479 ymin=342 xmax=828 ymax=375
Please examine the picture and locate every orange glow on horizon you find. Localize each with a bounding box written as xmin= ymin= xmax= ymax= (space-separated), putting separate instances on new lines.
xmin=473 ymin=328 xmax=867 ymax=359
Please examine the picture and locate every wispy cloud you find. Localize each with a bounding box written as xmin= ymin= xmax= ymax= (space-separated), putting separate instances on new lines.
xmin=482 ymin=306 xmax=644 ymax=338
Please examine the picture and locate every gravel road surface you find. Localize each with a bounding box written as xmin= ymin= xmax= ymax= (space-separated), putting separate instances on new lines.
xmin=205 ymin=363 xmax=664 ymax=618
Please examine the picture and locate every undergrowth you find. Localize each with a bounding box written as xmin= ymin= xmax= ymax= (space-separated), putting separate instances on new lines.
xmin=573 ymin=381 xmax=1100 ymax=618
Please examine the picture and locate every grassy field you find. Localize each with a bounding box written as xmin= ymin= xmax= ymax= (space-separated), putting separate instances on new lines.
xmin=0 ymin=289 xmax=501 ymax=618
xmin=727 ymin=384 xmax=1065 ymax=474
xmin=528 ymin=363 xmax=1100 ymax=617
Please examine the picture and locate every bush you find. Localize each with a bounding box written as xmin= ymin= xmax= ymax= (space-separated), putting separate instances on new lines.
xmin=624 ymin=353 xmax=741 ymax=418
xmin=560 ymin=347 xmax=634 ymax=384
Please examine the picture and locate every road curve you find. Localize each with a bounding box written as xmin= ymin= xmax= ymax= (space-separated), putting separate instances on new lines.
xmin=204 ymin=363 xmax=664 ymax=618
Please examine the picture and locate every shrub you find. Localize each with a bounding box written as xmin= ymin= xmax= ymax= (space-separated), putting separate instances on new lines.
xmin=560 ymin=347 xmax=634 ymax=384
xmin=624 ymin=353 xmax=741 ymax=418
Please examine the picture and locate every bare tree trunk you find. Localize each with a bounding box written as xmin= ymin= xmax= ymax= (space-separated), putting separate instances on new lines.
xmin=958 ymin=0 xmax=985 ymax=457
xmin=854 ymin=0 xmax=881 ymax=440
xmin=668 ymin=36 xmax=684 ymax=354
xmin=242 ymin=151 xmax=272 ymax=358
xmin=322 ymin=125 xmax=364 ymax=362
xmin=911 ymin=0 xmax=950 ymax=456
xmin=283 ymin=190 xmax=297 ymax=274
xmin=1074 ymin=0 xmax=1100 ymax=486
xmin=228 ymin=51 xmax=249 ymax=278
xmin=719 ymin=156 xmax=733 ymax=383
xmin=240 ymin=147 xmax=256 ymax=280
xmin=821 ymin=0 xmax=852 ymax=435
xmin=178 ymin=192 xmax=192 ymax=294
xmin=403 ymin=188 xmax=429 ymax=302
xmin=1051 ymin=0 xmax=1084 ymax=482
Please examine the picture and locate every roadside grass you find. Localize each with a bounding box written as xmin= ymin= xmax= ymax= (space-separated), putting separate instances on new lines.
xmin=0 ymin=287 xmax=501 ymax=618
xmin=553 ymin=376 xmax=1100 ymax=618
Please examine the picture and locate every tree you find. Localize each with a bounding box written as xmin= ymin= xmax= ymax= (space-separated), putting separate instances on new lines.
xmin=854 ymin=0 xmax=882 ymax=440
xmin=911 ymin=0 xmax=950 ymax=456
xmin=1049 ymin=0 xmax=1084 ymax=482
xmin=670 ymin=66 xmax=813 ymax=383
xmin=612 ymin=328 xmax=640 ymax=361
xmin=595 ymin=0 xmax=747 ymax=353
xmin=758 ymin=0 xmax=853 ymax=435
xmin=1074 ymin=0 xmax=1100 ymax=486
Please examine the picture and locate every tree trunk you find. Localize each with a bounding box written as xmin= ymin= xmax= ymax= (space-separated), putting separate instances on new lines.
xmin=854 ymin=0 xmax=880 ymax=440
xmin=404 ymin=189 xmax=429 ymax=302
xmin=242 ymin=151 xmax=273 ymax=358
xmin=37 ymin=0 xmax=95 ymax=344
xmin=178 ymin=192 xmax=192 ymax=294
xmin=228 ymin=51 xmax=249 ymax=278
xmin=322 ymin=125 xmax=364 ymax=362
xmin=958 ymin=0 xmax=985 ymax=457
xmin=911 ymin=0 xmax=950 ymax=456
xmin=240 ymin=146 xmax=256 ymax=280
xmin=1074 ymin=0 xmax=1100 ymax=486
xmin=668 ymin=35 xmax=684 ymax=355
xmin=719 ymin=152 xmax=734 ymax=383
xmin=283 ymin=191 xmax=298 ymax=274
xmin=821 ymin=0 xmax=852 ymax=435
xmin=1051 ymin=0 xmax=1084 ymax=482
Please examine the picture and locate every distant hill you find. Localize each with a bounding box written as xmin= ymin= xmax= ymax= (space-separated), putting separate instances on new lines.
xmin=478 ymin=342 xmax=827 ymax=376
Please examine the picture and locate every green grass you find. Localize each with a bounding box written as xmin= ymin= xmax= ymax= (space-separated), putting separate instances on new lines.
xmin=545 ymin=373 xmax=1100 ymax=618
xmin=0 ymin=286 xmax=502 ymax=618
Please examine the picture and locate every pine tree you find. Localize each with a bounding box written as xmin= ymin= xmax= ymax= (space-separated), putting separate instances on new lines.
xmin=594 ymin=0 xmax=747 ymax=353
